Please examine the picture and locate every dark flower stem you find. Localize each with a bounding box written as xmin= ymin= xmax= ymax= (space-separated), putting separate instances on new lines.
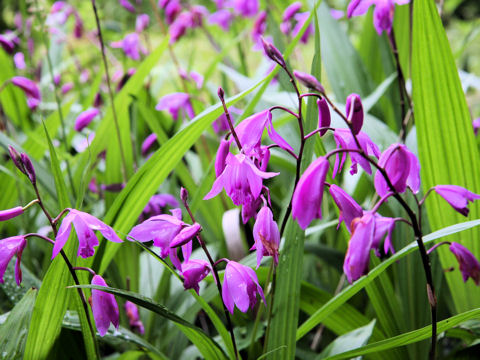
xmin=427 ymin=241 xmax=452 ymax=255
xmin=91 ymin=0 xmax=128 ymax=183
xmin=218 ymin=89 xmax=242 ymax=151
xmin=181 ymin=196 xmax=239 ymax=359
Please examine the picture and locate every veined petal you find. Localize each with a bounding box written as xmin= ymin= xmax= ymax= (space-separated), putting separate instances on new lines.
xmin=52 ymin=212 xmax=75 ymax=259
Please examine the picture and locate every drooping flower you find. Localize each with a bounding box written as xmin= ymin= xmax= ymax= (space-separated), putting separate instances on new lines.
xmin=75 ymin=108 xmax=100 ymax=132
xmin=163 ymin=0 xmax=182 ymax=24
xmin=449 ymin=242 xmax=480 ymax=285
xmin=232 ymin=0 xmax=259 ymax=17
xmin=0 ymin=235 xmax=27 ymax=286
xmin=241 ymin=196 xmax=262 ymax=224
xmin=329 ymin=184 xmax=363 ymax=232
xmin=317 ymin=98 xmax=331 ymax=136
xmin=332 ymin=129 xmax=381 ymax=177
xmin=347 ymin=0 xmax=410 ymax=35
xmin=91 ymin=275 xmax=119 ymax=336
xmin=222 ymin=261 xmax=265 ymax=313
xmin=204 ymin=153 xmax=278 ymax=206
xmin=292 ymin=157 xmax=330 ymax=230
xmin=252 ymin=206 xmax=280 ymax=267
xmin=111 ymin=33 xmax=146 ymax=61
xmin=128 ymin=210 xmax=184 ymax=258
xmin=181 ymin=259 xmax=211 ymax=294
xmin=52 ymin=209 xmax=122 ymax=260
xmin=125 ymin=301 xmax=145 ymax=334
xmin=11 ymin=76 xmax=41 ymax=110
xmin=346 ymin=93 xmax=363 ymax=135
xmin=433 ymin=185 xmax=480 ymax=217
xmin=374 ymin=144 xmax=420 ymax=197
xmin=214 ymin=139 xmax=232 ymax=177
xmin=155 ymin=92 xmax=195 ymax=121
xmin=343 ymin=213 xmax=375 ymax=283
xmin=0 ymin=206 xmax=24 ymax=222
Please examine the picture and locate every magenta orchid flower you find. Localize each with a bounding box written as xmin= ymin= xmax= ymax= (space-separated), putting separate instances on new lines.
xmin=181 ymin=259 xmax=211 ymax=294
xmin=91 ymin=275 xmax=119 ymax=336
xmin=317 ymin=98 xmax=331 ymax=136
xmin=343 ymin=213 xmax=375 ymax=283
xmin=140 ymin=193 xmax=179 ymax=221
xmin=135 ymin=14 xmax=150 ymax=33
xmin=111 ymin=33 xmax=146 ymax=61
xmin=449 ymin=242 xmax=480 ymax=285
xmin=329 ymin=184 xmax=363 ymax=232
xmin=291 ymin=12 xmax=313 ymax=44
xmin=169 ymin=223 xmax=202 ymax=248
xmin=346 ymin=93 xmax=364 ymax=135
xmin=0 ymin=235 xmax=27 ymax=286
xmin=252 ymin=206 xmax=280 ymax=268
xmin=163 ymin=0 xmax=182 ymax=24
xmin=374 ymin=143 xmax=420 ymax=197
xmin=0 ymin=34 xmax=16 ymax=53
xmin=52 ymin=209 xmax=122 ymax=260
xmin=433 ymin=185 xmax=480 ymax=217
xmin=251 ymin=11 xmax=267 ymax=48
xmin=204 ymin=153 xmax=278 ymax=206
xmin=347 ymin=0 xmax=410 ymax=35
xmin=222 ymin=261 xmax=265 ymax=314
xmin=281 ymin=2 xmax=302 ymax=35
xmin=119 ymin=0 xmax=136 ymax=13
xmin=0 ymin=206 xmax=24 ymax=222
xmin=11 ymin=76 xmax=41 ymax=110
xmin=141 ymin=133 xmax=158 ymax=156
xmin=372 ymin=215 xmax=397 ymax=255
xmin=13 ymin=52 xmax=26 ymax=69
xmin=155 ymin=92 xmax=195 ymax=121
xmin=232 ymin=0 xmax=259 ymax=17
xmin=208 ymin=9 xmax=233 ymax=31
xmin=75 ymin=108 xmax=100 ymax=132
xmin=214 ymin=139 xmax=232 ymax=177
xmin=125 ymin=301 xmax=145 ymax=334
xmin=332 ymin=129 xmax=380 ymax=178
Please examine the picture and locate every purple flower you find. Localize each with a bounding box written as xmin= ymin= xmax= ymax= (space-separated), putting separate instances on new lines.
xmin=317 ymin=98 xmax=331 ymax=136
xmin=332 ymin=129 xmax=380 ymax=177
xmin=140 ymin=194 xmax=179 ymax=221
xmin=52 ymin=209 xmax=122 ymax=260
xmin=347 ymin=0 xmax=410 ymax=35
xmin=170 ymin=223 xmax=202 ymax=248
xmin=374 ymin=144 xmax=420 ymax=197
xmin=204 ymin=153 xmax=278 ymax=206
xmin=433 ymin=185 xmax=480 ymax=217
xmin=329 ymin=184 xmax=363 ymax=232
xmin=261 ymin=38 xmax=286 ymax=66
xmin=343 ymin=213 xmax=375 ymax=283
xmin=252 ymin=206 xmax=280 ymax=268
xmin=181 ymin=259 xmax=211 ymax=294
xmin=11 ymin=76 xmax=41 ymax=110
xmin=0 ymin=34 xmax=15 ymax=54
xmin=73 ymin=13 xmax=84 ymax=38
xmin=0 ymin=235 xmax=27 ymax=286
xmin=0 ymin=206 xmax=24 ymax=222
xmin=128 ymin=210 xmax=184 ymax=258
xmin=91 ymin=275 xmax=119 ymax=336
xmin=164 ymin=0 xmax=182 ymax=24
xmin=234 ymin=109 xmax=293 ymax=155
xmin=282 ymin=2 xmax=302 ymax=23
xmin=21 ymin=153 xmax=36 ymax=184
xmin=208 ymin=9 xmax=233 ymax=31
xmin=473 ymin=118 xmax=480 ymax=136
xmin=292 ymin=157 xmax=329 ymax=230
xmin=371 ymin=215 xmax=397 ymax=255
xmin=155 ymin=92 xmax=195 ymax=121
xmin=125 ymin=301 xmax=145 ymax=334
xmin=119 ymin=0 xmax=136 ymax=13
xmin=13 ymin=52 xmax=26 ymax=69
xmin=61 ymin=82 xmax=74 ymax=94
xmin=135 ymin=14 xmax=150 ymax=33
xmin=214 ymin=139 xmax=232 ymax=177
xmin=141 ymin=133 xmax=158 ymax=156
xmin=251 ymin=11 xmax=267 ymax=46
xmin=241 ymin=196 xmax=262 ymax=224
xmin=449 ymin=242 xmax=480 ymax=285
xmin=169 ymin=12 xmax=194 ymax=43
xmin=213 ymin=107 xmax=241 ymax=133
xmin=111 ymin=33 xmax=146 ymax=61
xmin=294 ymin=71 xmax=325 ymax=93
xmin=232 ymin=0 xmax=259 ymax=17
xmin=291 ymin=12 xmax=313 ymax=44
xmin=179 ymin=69 xmax=204 ymax=89
xmin=346 ymin=93 xmax=363 ymax=135
xmin=222 ymin=261 xmax=265 ymax=313
xmin=75 ymin=108 xmax=100 ymax=132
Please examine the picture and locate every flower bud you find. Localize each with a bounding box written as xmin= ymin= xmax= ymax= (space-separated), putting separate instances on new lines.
xmin=217 ymin=86 xmax=225 ymax=100
xmin=294 ymin=71 xmax=324 ymax=93
xmin=0 ymin=206 xmax=24 ymax=221
xmin=21 ymin=153 xmax=36 ymax=184
xmin=317 ymin=98 xmax=331 ymax=136
xmin=8 ymin=146 xmax=26 ymax=174
xmin=261 ymin=37 xmax=285 ymax=67
xmin=346 ymin=93 xmax=363 ymax=135
xmin=170 ymin=223 xmax=202 ymax=248
xmin=180 ymin=187 xmax=189 ymax=203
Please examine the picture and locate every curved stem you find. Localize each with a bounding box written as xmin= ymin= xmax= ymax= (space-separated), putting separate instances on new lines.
xmin=269 ymin=105 xmax=299 ymax=119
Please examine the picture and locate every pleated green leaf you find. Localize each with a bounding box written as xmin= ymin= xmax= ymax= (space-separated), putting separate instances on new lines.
xmin=412 ymin=0 xmax=480 ymax=312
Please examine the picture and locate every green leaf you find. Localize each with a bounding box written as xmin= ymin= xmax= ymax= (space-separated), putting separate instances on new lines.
xmin=73 ymin=285 xmax=228 ymax=360
xmin=296 ymin=220 xmax=480 ymax=340
xmin=0 ymin=288 xmax=37 ymax=360
xmin=412 ymin=0 xmax=480 ymax=312
xmin=323 ymin=308 xmax=480 ymax=359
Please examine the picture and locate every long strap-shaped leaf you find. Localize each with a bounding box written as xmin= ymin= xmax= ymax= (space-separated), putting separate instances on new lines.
xmin=74 ymin=285 xmax=228 ymax=360
xmin=412 ymin=0 xmax=480 ymax=311
xmin=296 ymin=220 xmax=480 ymax=340
xmin=323 ymin=308 xmax=480 ymax=359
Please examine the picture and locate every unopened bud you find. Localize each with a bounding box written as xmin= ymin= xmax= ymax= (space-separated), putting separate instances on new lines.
xmin=217 ymin=87 xmax=225 ymax=100
xmin=8 ymin=146 xmax=26 ymax=174
xmin=21 ymin=153 xmax=36 ymax=184
xmin=261 ymin=37 xmax=285 ymax=67
xmin=294 ymin=71 xmax=325 ymax=93
xmin=317 ymin=98 xmax=331 ymax=136
xmin=0 ymin=206 xmax=24 ymax=221
xmin=180 ymin=187 xmax=189 ymax=203
xmin=346 ymin=93 xmax=363 ymax=135
xmin=170 ymin=223 xmax=202 ymax=248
